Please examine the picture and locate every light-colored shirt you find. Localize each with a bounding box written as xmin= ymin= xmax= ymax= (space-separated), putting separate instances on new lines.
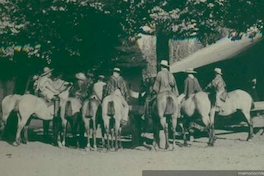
xmin=92 ymin=81 xmax=106 ymax=101
xmin=153 ymin=69 xmax=179 ymax=96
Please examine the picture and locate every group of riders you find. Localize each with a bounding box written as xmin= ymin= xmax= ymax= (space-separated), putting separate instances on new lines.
xmin=30 ymin=59 xmax=227 ymax=127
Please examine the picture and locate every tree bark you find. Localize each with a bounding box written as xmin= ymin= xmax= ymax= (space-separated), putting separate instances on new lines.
xmin=156 ymin=27 xmax=170 ymax=72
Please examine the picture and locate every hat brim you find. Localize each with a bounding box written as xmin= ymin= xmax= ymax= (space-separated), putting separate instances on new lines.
xmin=185 ymin=71 xmax=197 ymax=74
xmin=215 ymin=71 xmax=223 ymax=75
xmin=41 ymin=69 xmax=54 ymax=76
xmin=160 ymin=63 xmax=169 ymax=68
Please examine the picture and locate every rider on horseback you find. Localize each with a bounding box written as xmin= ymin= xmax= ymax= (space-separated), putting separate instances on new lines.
xmin=35 ymin=67 xmax=60 ymax=116
xmin=205 ymin=68 xmax=227 ymax=112
xmin=178 ymin=68 xmax=202 ymax=103
xmin=70 ymin=72 xmax=89 ymax=101
xmin=103 ymin=68 xmax=130 ymax=125
xmin=142 ymin=60 xmax=179 ymax=119
xmin=36 ymin=67 xmax=60 ymax=102
xmin=90 ymin=75 xmax=106 ymax=102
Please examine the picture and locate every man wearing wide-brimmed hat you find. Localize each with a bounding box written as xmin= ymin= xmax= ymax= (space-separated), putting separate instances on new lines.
xmin=70 ymin=72 xmax=89 ymax=101
xmin=205 ymin=68 xmax=227 ymax=111
xmin=36 ymin=67 xmax=60 ymax=101
xmin=182 ymin=68 xmax=202 ymax=99
xmin=91 ymin=75 xmax=106 ymax=101
xmin=153 ymin=60 xmax=179 ymax=96
xmin=104 ymin=67 xmax=130 ymax=124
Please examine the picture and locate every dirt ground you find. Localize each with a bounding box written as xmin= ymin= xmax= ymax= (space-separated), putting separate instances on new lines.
xmin=1 ymin=116 xmax=264 ymax=176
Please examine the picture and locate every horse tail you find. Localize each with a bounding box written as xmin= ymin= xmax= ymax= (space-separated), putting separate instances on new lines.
xmin=65 ymin=100 xmax=72 ymax=117
xmin=251 ymin=97 xmax=255 ymax=110
xmin=165 ymin=96 xmax=175 ymax=115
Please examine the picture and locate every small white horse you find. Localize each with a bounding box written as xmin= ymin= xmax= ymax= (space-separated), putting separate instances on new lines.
xmin=59 ymin=97 xmax=83 ymax=148
xmin=102 ymin=93 xmax=124 ymax=151
xmin=82 ymin=97 xmax=103 ymax=151
xmin=1 ymin=81 xmax=72 ymax=146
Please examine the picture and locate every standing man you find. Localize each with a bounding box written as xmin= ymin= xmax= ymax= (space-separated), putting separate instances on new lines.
xmin=104 ymin=68 xmax=130 ymax=124
xmin=205 ymin=68 xmax=227 ymax=111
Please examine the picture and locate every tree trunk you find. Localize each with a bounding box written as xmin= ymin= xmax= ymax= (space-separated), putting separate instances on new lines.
xmin=156 ymin=27 xmax=170 ymax=72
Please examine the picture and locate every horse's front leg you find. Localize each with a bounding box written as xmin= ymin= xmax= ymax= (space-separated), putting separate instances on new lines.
xmin=59 ymin=118 xmax=67 ymax=148
xmin=43 ymin=120 xmax=50 ymax=142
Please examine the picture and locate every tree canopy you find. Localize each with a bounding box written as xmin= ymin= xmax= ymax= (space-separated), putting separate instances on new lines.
xmin=0 ymin=0 xmax=263 ymax=74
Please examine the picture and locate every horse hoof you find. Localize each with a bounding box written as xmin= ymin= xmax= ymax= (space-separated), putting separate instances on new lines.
xmin=189 ymin=136 xmax=194 ymax=142
xmin=58 ymin=142 xmax=63 ymax=148
xmin=12 ymin=142 xmax=20 ymax=147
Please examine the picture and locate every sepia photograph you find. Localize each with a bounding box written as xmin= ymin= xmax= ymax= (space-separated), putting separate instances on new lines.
xmin=0 ymin=1 xmax=264 ymax=176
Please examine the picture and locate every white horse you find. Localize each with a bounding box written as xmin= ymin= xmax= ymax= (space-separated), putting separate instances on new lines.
xmin=102 ymin=92 xmax=124 ymax=151
xmin=1 ymin=80 xmax=72 ymax=146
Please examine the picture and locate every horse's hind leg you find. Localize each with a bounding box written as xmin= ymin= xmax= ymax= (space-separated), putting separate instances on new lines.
xmin=203 ymin=112 xmax=213 ymax=146
xmin=71 ymin=113 xmax=79 ymax=148
xmin=92 ymin=117 xmax=97 ymax=151
xmin=160 ymin=117 xmax=169 ymax=150
xmin=43 ymin=120 xmax=50 ymax=142
xmin=171 ymin=114 xmax=177 ymax=150
xmin=243 ymin=111 xmax=253 ymax=141
xmin=23 ymin=118 xmax=32 ymax=144
xmin=14 ymin=113 xmax=27 ymax=146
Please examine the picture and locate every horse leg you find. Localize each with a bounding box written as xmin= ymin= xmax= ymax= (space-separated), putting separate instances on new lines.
xmin=104 ymin=120 xmax=110 ymax=150
xmin=43 ymin=120 xmax=50 ymax=142
xmin=152 ymin=120 xmax=159 ymax=150
xmin=171 ymin=114 xmax=177 ymax=150
xmin=60 ymin=118 xmax=67 ymax=147
xmin=14 ymin=113 xmax=27 ymax=146
xmin=92 ymin=117 xmax=97 ymax=151
xmin=206 ymin=109 xmax=214 ymax=146
xmin=111 ymin=128 xmax=114 ymax=149
xmin=23 ymin=118 xmax=32 ymax=144
xmin=115 ymin=120 xmax=120 ymax=151
xmin=84 ymin=118 xmax=91 ymax=150
xmin=243 ymin=111 xmax=253 ymax=141
xmin=160 ymin=117 xmax=169 ymax=150
xmin=71 ymin=113 xmax=79 ymax=148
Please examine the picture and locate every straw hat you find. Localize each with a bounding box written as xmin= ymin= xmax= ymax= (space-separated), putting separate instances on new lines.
xmin=41 ymin=67 xmax=54 ymax=76
xmin=185 ymin=68 xmax=197 ymax=74
xmin=113 ymin=67 xmax=121 ymax=72
xmin=160 ymin=60 xmax=169 ymax=68
xmin=75 ymin=72 xmax=87 ymax=80
xmin=98 ymin=75 xmax=105 ymax=79
xmin=214 ymin=68 xmax=222 ymax=75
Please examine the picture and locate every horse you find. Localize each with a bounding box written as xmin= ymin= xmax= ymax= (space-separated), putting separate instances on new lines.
xmin=59 ymin=97 xmax=83 ymax=148
xmin=180 ymin=89 xmax=254 ymax=146
xmin=180 ymin=91 xmax=213 ymax=146
xmin=82 ymin=97 xmax=104 ymax=151
xmin=101 ymin=91 xmax=124 ymax=151
xmin=1 ymin=81 xmax=72 ymax=146
xmin=210 ymin=89 xmax=254 ymax=142
xmin=151 ymin=91 xmax=179 ymax=150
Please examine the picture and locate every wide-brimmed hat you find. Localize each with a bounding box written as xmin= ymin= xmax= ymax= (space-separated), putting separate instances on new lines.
xmin=160 ymin=60 xmax=169 ymax=68
xmin=185 ymin=68 xmax=197 ymax=74
xmin=214 ymin=68 xmax=222 ymax=75
xmin=41 ymin=67 xmax=54 ymax=76
xmin=98 ymin=75 xmax=105 ymax=79
xmin=75 ymin=72 xmax=87 ymax=80
xmin=113 ymin=67 xmax=121 ymax=72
